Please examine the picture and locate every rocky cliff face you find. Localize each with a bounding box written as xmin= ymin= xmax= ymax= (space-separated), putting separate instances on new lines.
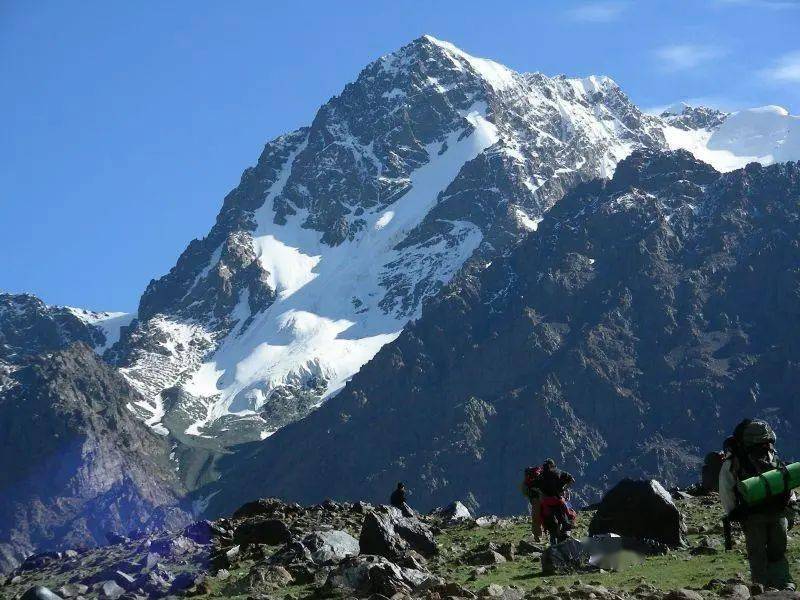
xmin=0 ymin=343 xmax=191 ymax=573
xmin=205 ymin=150 xmax=800 ymax=517
xmin=107 ymin=35 xmax=673 ymax=447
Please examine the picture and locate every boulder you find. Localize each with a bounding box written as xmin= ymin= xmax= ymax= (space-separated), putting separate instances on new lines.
xmin=432 ymin=501 xmax=474 ymax=523
xmin=466 ymin=549 xmax=507 ymax=566
xmin=149 ymin=534 xmax=195 ymax=557
xmin=665 ymin=590 xmax=704 ymax=600
xmin=97 ymin=580 xmax=125 ymax=600
xmin=722 ymin=584 xmax=752 ymax=600
xmin=232 ymin=498 xmax=286 ymax=519
xmin=20 ymin=551 xmax=62 ymax=571
xmin=248 ymin=564 xmax=294 ymax=593
xmin=183 ymin=520 xmax=217 ymax=544
xmin=105 ymin=532 xmax=129 ymax=545
xmin=752 ymin=593 xmax=800 ymax=600
xmin=359 ymin=506 xmax=437 ymax=560
xmin=588 ymin=479 xmax=686 ymax=547
xmin=20 ymin=587 xmax=63 ymax=600
xmin=170 ymin=572 xmax=205 ymax=592
xmin=479 ymin=584 xmax=525 ymax=600
xmin=323 ymin=554 xmax=433 ymax=596
xmin=269 ymin=540 xmax=314 ymax=565
xmin=56 ymin=584 xmax=89 ymax=598
xmin=233 ymin=518 xmax=291 ymax=546
xmin=541 ymin=538 xmax=590 ymax=575
xmin=303 ymin=530 xmax=359 ymax=564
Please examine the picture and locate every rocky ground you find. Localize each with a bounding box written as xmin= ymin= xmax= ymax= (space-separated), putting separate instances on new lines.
xmin=3 ymin=489 xmax=799 ymax=600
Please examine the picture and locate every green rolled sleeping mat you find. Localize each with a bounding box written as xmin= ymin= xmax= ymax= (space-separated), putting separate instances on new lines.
xmin=737 ymin=462 xmax=800 ymax=505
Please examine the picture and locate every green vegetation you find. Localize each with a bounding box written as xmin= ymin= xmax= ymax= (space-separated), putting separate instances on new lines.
xmin=429 ymin=495 xmax=800 ymax=594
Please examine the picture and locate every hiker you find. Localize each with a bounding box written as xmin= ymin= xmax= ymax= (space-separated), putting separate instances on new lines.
xmin=521 ymin=465 xmax=544 ymax=540
xmin=538 ymin=459 xmax=577 ymax=546
xmin=719 ymin=419 xmax=796 ymax=590
xmin=390 ymin=482 xmax=414 ymax=517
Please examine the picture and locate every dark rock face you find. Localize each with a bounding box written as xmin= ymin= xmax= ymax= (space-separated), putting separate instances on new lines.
xmin=588 ymin=480 xmax=686 ymax=547
xmin=660 ymin=105 xmax=728 ymax=131
xmin=206 ymin=151 xmax=800 ymax=516
xmin=0 ymin=344 xmax=191 ymax=573
xmin=0 ymin=294 xmax=106 ymax=380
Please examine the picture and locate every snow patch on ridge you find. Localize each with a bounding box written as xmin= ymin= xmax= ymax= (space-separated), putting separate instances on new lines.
xmin=664 ymin=105 xmax=800 ymax=172
xmin=423 ymin=35 xmax=518 ymax=92
xmin=182 ymin=105 xmax=498 ymax=436
xmin=66 ymin=307 xmax=135 ymax=352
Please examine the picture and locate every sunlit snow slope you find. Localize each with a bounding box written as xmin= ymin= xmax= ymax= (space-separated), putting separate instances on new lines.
xmin=661 ymin=104 xmax=800 ymax=172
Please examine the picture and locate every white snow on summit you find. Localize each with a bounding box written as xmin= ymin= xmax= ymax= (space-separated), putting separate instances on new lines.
xmin=664 ymin=105 xmax=800 ymax=172
xmin=182 ymin=104 xmax=498 ymax=433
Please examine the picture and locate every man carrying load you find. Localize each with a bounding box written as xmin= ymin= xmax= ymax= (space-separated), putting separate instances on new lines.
xmin=719 ymin=419 xmax=797 ymax=591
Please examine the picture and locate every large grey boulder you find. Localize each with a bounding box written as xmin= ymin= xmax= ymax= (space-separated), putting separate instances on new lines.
xmin=303 ymin=530 xmax=359 ymax=564
xmin=323 ymin=554 xmax=436 ymax=597
xmin=359 ymin=506 xmax=437 ymax=560
xmin=589 ymin=479 xmax=686 ymax=547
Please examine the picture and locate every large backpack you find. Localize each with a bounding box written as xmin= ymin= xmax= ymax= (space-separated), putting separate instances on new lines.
xmin=522 ymin=466 xmax=543 ymax=499
xmin=728 ymin=419 xmax=789 ymax=513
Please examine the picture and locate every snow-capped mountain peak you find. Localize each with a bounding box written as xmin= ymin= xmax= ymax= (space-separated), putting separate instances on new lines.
xmin=103 ymin=37 xmax=800 ymax=448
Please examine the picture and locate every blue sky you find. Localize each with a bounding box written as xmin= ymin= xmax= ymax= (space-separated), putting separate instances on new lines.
xmin=2 ymin=0 xmax=798 ymax=312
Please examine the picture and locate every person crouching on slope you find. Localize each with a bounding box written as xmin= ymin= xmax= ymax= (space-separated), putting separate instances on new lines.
xmin=390 ymin=482 xmax=415 ymax=518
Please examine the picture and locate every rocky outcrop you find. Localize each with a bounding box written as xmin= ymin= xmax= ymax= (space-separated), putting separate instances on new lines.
xmin=359 ymin=506 xmax=438 ymax=561
xmin=588 ymin=480 xmax=686 ymax=547
xmin=0 ymin=344 xmax=191 ymax=573
xmin=205 ymin=151 xmax=800 ymax=516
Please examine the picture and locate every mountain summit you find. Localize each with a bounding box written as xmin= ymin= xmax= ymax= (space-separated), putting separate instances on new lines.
xmin=5 ymin=37 xmax=799 ymax=454
xmin=105 ymin=36 xmax=670 ymax=447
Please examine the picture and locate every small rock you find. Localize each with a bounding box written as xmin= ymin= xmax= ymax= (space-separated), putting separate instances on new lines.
xmin=171 ymin=572 xmax=205 ymax=592
xmin=57 ymin=583 xmax=89 ymax=598
xmin=467 ymin=550 xmax=507 ymax=566
xmin=215 ymin=568 xmax=230 ymax=580
xmin=665 ymin=589 xmax=704 ymax=600
xmin=97 ymin=580 xmax=125 ymax=600
xmin=248 ymin=564 xmax=294 ymax=591
xmin=475 ymin=516 xmax=500 ymax=528
xmin=516 ymin=539 xmax=544 ymax=555
xmin=497 ymin=541 xmax=516 ymax=561
xmin=722 ymin=584 xmax=751 ymax=599
xmin=183 ymin=520 xmax=216 ymax=544
xmin=105 ymin=532 xmax=129 ymax=545
xmin=21 ymin=587 xmax=64 ymax=600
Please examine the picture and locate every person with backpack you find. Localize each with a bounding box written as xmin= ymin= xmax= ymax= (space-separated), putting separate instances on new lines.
xmin=537 ymin=459 xmax=577 ymax=546
xmin=521 ymin=465 xmax=544 ymax=541
xmin=719 ymin=419 xmax=796 ymax=591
